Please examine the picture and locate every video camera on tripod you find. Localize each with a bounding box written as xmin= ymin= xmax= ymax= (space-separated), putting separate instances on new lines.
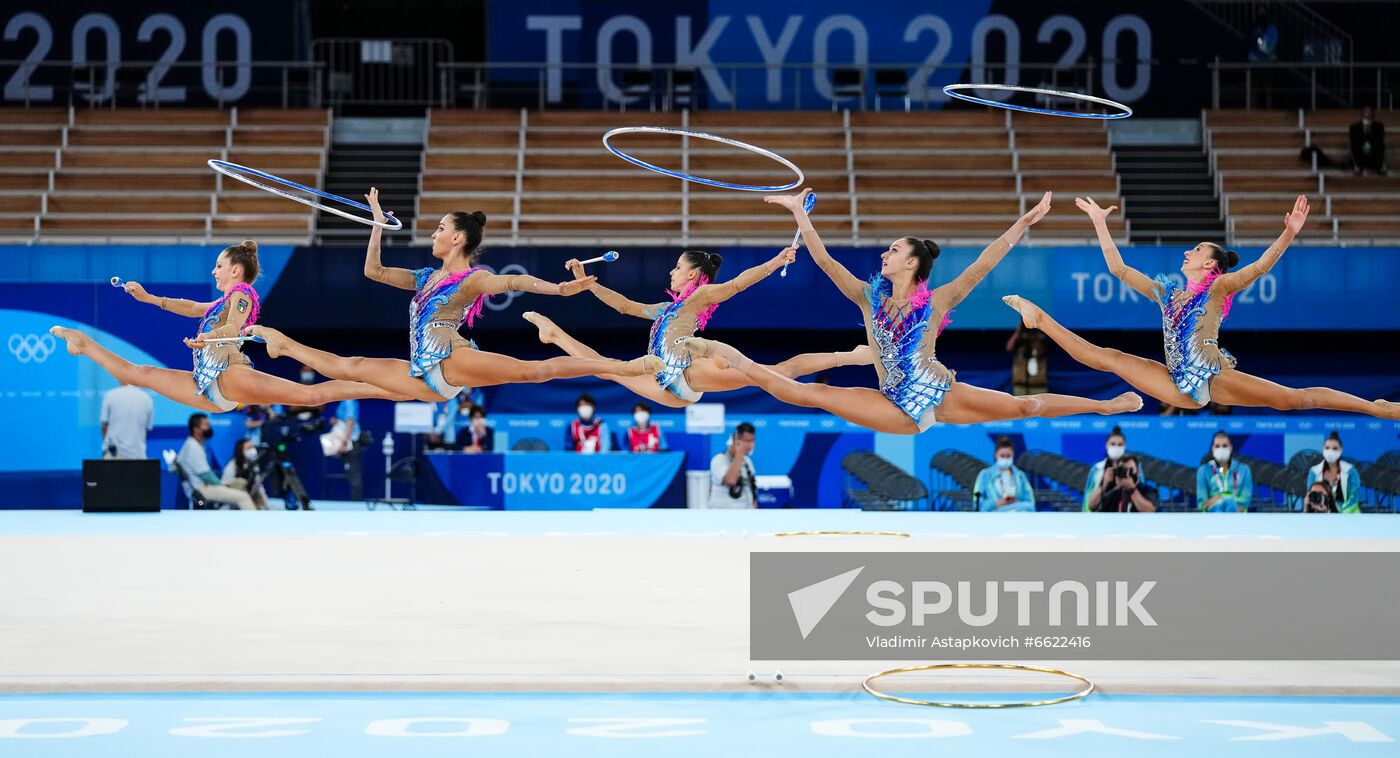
xmin=259 ymin=415 xmax=327 ymax=511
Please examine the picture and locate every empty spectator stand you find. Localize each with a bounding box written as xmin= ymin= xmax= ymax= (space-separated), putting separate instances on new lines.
xmin=416 ymin=108 xmax=1127 ymax=247
xmin=841 ymin=450 xmax=928 ymax=511
xmin=1204 ymin=108 xmax=1400 ymax=245
xmin=0 ymin=107 xmax=330 ymax=244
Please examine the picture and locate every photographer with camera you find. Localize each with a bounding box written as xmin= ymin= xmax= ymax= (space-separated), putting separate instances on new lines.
xmin=1087 ymin=454 xmax=1158 ymax=512
xmin=1305 ymin=431 xmax=1360 ymax=513
xmin=1083 ymin=426 xmax=1149 ymax=511
xmin=221 ymin=437 xmax=269 ymax=510
xmin=704 ymin=423 xmax=757 ymax=509
xmin=1304 ymin=481 xmax=1340 ymax=513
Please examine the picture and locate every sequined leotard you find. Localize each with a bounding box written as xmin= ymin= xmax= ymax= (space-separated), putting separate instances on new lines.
xmin=865 ymin=274 xmax=954 ymax=432
xmin=192 ymin=283 xmax=259 ymax=411
xmin=1153 ymin=273 xmax=1237 ymax=405
xmin=644 ymin=279 xmax=717 ymax=403
xmin=409 ymin=266 xmax=485 ymax=399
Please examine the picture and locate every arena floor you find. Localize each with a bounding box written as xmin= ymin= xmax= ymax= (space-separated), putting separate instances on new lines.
xmin=3 ymin=509 xmax=1397 ymax=756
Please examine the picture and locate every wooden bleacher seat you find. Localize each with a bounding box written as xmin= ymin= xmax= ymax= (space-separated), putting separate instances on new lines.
xmin=1204 ymin=109 xmax=1298 ymax=128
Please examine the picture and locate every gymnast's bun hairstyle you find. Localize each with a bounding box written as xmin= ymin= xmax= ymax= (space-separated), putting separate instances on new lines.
xmin=450 ymin=210 xmax=488 ymax=261
xmin=1205 ymin=242 xmax=1239 ymax=273
xmin=682 ymin=250 xmax=722 ymax=281
xmin=222 ymin=239 xmax=260 ymax=283
xmin=1107 ymin=425 xmax=1125 ymax=443
xmin=994 ymin=435 xmax=1014 ymax=452
xmin=1326 ymin=430 xmax=1343 ymax=446
xmin=900 ymin=237 xmax=941 ymax=282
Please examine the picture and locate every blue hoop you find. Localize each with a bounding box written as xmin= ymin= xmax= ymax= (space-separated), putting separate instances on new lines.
xmin=602 ymin=126 xmax=805 ymax=192
xmin=207 ymin=159 xmax=403 ymax=230
xmin=942 ymin=84 xmax=1133 ymax=120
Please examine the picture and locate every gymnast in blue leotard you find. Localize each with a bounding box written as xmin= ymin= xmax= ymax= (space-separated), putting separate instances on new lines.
xmin=681 ymin=189 xmax=1141 ymax=433
xmin=522 ymin=247 xmax=873 ymax=408
xmin=51 ymin=240 xmax=398 ymax=412
xmin=1002 ymin=195 xmax=1397 ymax=420
xmin=247 ymin=188 xmax=659 ymax=402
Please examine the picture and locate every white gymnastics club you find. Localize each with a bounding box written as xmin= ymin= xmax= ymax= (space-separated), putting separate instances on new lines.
xmin=782 ymin=192 xmax=817 ymax=278
xmin=578 ymin=251 xmax=620 ymax=266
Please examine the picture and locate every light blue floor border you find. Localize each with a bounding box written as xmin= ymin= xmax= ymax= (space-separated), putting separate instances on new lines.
xmin=1 ymin=691 xmax=1396 ymax=757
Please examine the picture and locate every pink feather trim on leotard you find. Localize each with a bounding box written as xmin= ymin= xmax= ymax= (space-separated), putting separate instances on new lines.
xmin=1188 ymin=270 xmax=1234 ymax=320
xmin=666 ymin=275 xmax=718 ymax=331
xmin=911 ymin=278 xmax=954 ymax=336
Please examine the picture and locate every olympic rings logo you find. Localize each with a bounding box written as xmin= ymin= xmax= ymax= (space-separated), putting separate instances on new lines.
xmin=8 ymin=332 xmax=57 ymax=364
xmin=476 ymin=263 xmax=530 ymax=312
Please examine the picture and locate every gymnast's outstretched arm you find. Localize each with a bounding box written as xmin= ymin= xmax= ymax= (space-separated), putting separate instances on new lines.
xmin=690 ymin=245 xmax=797 ymax=306
xmin=1076 ymin=195 xmax=1157 ymax=299
xmin=361 ymin=187 xmax=417 ymax=291
xmin=562 ymin=258 xmax=664 ymax=319
xmin=1216 ymin=195 xmax=1309 ymax=295
xmin=765 ymin=188 xmax=866 ymax=304
xmin=934 ymin=191 xmax=1051 ymax=311
xmin=471 ymin=270 xmax=598 ymax=298
xmin=118 ymin=281 xmax=215 ymax=318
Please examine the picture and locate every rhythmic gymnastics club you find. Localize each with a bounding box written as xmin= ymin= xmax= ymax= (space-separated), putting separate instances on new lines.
xmin=110 ymin=276 xmax=126 ymax=288
xmin=782 ymin=192 xmax=817 ymax=278
xmin=578 ymin=251 xmax=620 ymax=266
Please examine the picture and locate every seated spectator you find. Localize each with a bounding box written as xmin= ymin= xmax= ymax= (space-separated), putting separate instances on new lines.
xmin=429 ymin=394 xmax=478 ymax=450
xmin=1350 ymin=106 xmax=1387 ymax=175
xmin=177 ymin=413 xmax=254 ymax=510
xmin=1083 ymin=426 xmax=1149 ymax=511
xmin=704 ymin=423 xmax=756 ymax=509
xmin=462 ymin=405 xmax=494 ymax=453
xmin=1304 ymin=481 xmax=1339 ymax=513
xmin=626 ymin=402 xmax=665 ymax=453
xmin=973 ymin=437 xmax=1035 ymax=512
xmin=1196 ymin=430 xmax=1253 ymax=512
xmin=1088 ymin=454 xmax=1158 ymax=512
xmin=567 ymin=393 xmax=610 ymax=453
xmin=221 ymin=437 xmax=269 ymax=510
xmin=1306 ymin=431 xmax=1360 ymax=513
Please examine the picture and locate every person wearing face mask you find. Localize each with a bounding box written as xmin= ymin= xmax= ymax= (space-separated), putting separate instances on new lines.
xmin=221 ymin=437 xmax=269 ymax=510
xmin=567 ymin=394 xmax=611 ymax=453
xmin=973 ymin=437 xmax=1035 ymax=512
xmin=176 ymin=413 xmax=254 ymax=510
xmin=1083 ymin=426 xmax=1149 ymax=511
xmin=705 ymin=423 xmax=757 ymax=509
xmin=1350 ymin=106 xmax=1387 ymax=176
xmin=626 ymin=402 xmax=665 ymax=453
xmin=1306 ymin=431 xmax=1360 ymax=513
xmin=462 ymin=405 xmax=494 ymax=453
xmin=1196 ymin=430 xmax=1254 ymax=512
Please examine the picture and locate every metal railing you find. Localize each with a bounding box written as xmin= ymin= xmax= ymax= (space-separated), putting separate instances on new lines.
xmin=0 ymin=59 xmax=325 ymax=109
xmin=1209 ymin=61 xmax=1398 ymax=110
xmin=1191 ymin=0 xmax=1354 ymax=105
xmin=436 ymin=61 xmax=1106 ymax=112
xmin=313 ymin=38 xmax=454 ymax=108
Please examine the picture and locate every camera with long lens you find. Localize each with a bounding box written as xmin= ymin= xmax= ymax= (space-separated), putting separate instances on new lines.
xmin=1113 ymin=464 xmax=1136 ymax=481
xmin=1306 ymin=489 xmax=1335 ymax=513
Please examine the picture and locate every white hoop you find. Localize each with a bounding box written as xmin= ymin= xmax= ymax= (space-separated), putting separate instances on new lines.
xmin=942 ymin=84 xmax=1133 ymax=120
xmin=207 ymin=160 xmax=402 ymax=230
xmin=602 ymin=126 xmax=805 ymax=192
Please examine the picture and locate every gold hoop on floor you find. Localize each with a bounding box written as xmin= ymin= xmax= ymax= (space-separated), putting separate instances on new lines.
xmin=773 ymin=531 xmax=911 ymax=537
xmin=862 ymin=663 xmax=1095 ymax=708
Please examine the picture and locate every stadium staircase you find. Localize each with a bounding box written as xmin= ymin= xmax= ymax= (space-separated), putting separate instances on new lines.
xmin=316 ymin=142 xmax=422 ymax=245
xmin=1114 ymin=145 xmax=1226 ymax=245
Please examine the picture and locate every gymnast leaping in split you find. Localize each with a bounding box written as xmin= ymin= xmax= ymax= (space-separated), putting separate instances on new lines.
xmin=680 ymin=190 xmax=1142 ymax=434
xmin=51 ymin=240 xmax=403 ymax=412
xmin=1003 ymin=195 xmax=1399 ymax=420
xmin=248 ymin=189 xmax=660 ymax=402
xmin=523 ymin=246 xmax=872 ymax=408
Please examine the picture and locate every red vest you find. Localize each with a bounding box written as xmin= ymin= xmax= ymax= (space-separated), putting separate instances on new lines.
xmin=569 ymin=419 xmax=606 ymax=452
xmin=627 ymin=424 xmax=662 ymax=452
